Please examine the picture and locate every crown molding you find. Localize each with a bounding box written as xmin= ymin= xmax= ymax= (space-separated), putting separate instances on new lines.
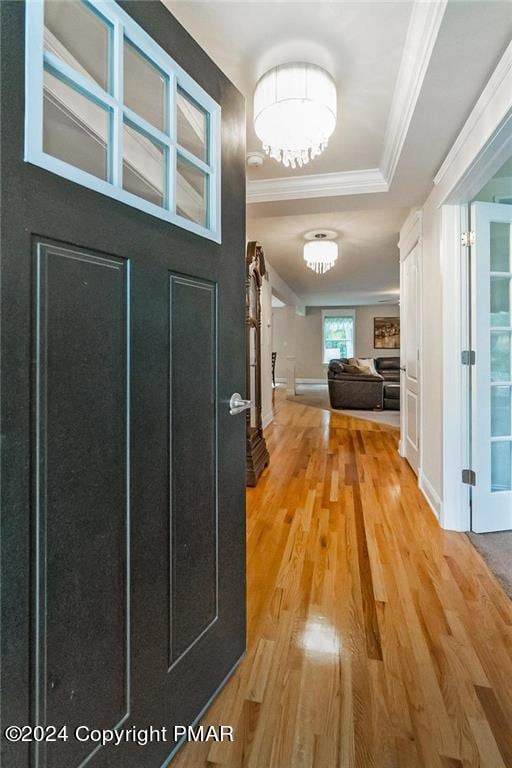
xmin=246 ymin=168 xmax=387 ymax=204
xmin=380 ymin=0 xmax=447 ymax=185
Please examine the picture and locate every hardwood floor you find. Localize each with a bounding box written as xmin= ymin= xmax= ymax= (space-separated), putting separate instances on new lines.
xmin=172 ymin=391 xmax=512 ymax=768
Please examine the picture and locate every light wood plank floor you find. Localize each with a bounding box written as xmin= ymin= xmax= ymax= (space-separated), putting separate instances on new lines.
xmin=172 ymin=391 xmax=512 ymax=768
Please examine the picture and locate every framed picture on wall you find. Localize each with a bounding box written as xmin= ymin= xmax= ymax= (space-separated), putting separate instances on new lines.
xmin=374 ymin=317 xmax=400 ymax=349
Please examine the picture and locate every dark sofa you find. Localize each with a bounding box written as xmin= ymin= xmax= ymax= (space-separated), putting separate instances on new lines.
xmin=375 ymin=357 xmax=401 ymax=409
xmin=375 ymin=357 xmax=400 ymax=382
xmin=327 ymin=357 xmax=400 ymax=410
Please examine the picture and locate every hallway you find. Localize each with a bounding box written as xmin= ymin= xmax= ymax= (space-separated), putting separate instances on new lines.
xmin=173 ymin=392 xmax=512 ymax=768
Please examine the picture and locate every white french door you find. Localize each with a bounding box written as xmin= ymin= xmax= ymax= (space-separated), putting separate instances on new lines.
xmin=471 ymin=202 xmax=512 ymax=532
xmin=401 ymin=244 xmax=420 ymax=474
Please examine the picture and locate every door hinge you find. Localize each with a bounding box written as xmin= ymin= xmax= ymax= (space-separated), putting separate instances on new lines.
xmin=462 ymin=469 xmax=476 ymax=486
xmin=461 ymin=350 xmax=475 ymax=365
xmin=461 ymin=231 xmax=475 ymax=247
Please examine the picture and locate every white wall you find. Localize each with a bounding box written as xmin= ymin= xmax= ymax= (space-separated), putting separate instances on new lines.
xmin=272 ymin=304 xmax=400 ymax=380
xmin=418 ymin=199 xmax=444 ymax=501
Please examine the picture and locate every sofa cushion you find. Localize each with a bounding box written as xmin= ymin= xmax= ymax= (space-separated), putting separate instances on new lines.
xmin=328 ymin=378 xmax=383 ymax=410
xmin=381 ymin=370 xmax=400 ymax=382
xmin=375 ymin=357 xmax=400 ymax=382
xmin=383 ymin=383 xmax=400 ymax=399
xmin=383 ymin=382 xmax=401 ymax=410
xmin=375 ymin=357 xmax=400 ymax=371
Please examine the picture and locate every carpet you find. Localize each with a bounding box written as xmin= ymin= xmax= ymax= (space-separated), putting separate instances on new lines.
xmin=288 ymin=385 xmax=400 ymax=429
xmin=467 ymin=531 xmax=512 ymax=599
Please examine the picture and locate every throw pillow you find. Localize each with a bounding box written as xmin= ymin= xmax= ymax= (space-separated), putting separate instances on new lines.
xmin=343 ymin=363 xmax=365 ymax=374
xmin=357 ymin=357 xmax=378 ymax=376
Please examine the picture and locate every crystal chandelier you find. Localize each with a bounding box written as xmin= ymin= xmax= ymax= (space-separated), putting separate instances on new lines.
xmin=304 ymin=235 xmax=338 ymax=275
xmin=253 ymin=62 xmax=337 ymax=169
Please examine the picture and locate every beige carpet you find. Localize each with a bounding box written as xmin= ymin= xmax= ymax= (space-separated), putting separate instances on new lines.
xmin=468 ymin=532 xmax=512 ymax=598
xmin=288 ymin=384 xmax=400 ymax=429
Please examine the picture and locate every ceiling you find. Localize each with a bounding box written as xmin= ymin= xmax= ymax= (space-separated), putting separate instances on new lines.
xmin=248 ymin=207 xmax=406 ymax=303
xmin=165 ymin=0 xmax=512 ymax=304
xmin=166 ymin=1 xmax=411 ymax=178
xmin=165 ymin=1 xmax=412 ymax=181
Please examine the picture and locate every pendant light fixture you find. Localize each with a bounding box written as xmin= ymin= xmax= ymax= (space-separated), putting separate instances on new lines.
xmin=253 ymin=62 xmax=337 ymax=169
xmin=303 ymin=232 xmax=338 ymax=275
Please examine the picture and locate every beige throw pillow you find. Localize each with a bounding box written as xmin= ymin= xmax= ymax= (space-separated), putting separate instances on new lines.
xmin=347 ymin=358 xmax=372 ymax=375
xmin=343 ymin=363 xmax=364 ymax=374
xmin=357 ymin=357 xmax=378 ymax=376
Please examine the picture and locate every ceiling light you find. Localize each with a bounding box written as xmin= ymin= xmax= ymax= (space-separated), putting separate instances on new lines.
xmin=253 ymin=62 xmax=337 ymax=169
xmin=303 ymin=233 xmax=338 ymax=275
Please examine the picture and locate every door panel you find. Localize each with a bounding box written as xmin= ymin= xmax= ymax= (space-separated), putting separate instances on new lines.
xmin=0 ymin=2 xmax=246 ymax=767
xmin=401 ymin=244 xmax=420 ymax=473
xmin=169 ymin=274 xmax=218 ymax=667
xmin=471 ymin=202 xmax=512 ymax=532
xmin=406 ymin=390 xmax=418 ymax=449
xmin=34 ymin=242 xmax=130 ymax=768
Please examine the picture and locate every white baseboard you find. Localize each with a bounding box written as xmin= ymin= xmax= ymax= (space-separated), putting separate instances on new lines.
xmin=262 ymin=410 xmax=273 ymax=429
xmin=419 ymin=470 xmax=442 ymax=520
xmin=275 ymin=377 xmax=326 ymax=385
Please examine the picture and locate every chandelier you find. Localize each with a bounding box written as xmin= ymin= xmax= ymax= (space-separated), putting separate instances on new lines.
xmin=304 ymin=235 xmax=338 ymax=275
xmin=253 ymin=62 xmax=337 ymax=169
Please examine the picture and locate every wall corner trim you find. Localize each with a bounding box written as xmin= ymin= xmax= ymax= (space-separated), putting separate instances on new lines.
xmin=418 ymin=470 xmax=442 ymax=521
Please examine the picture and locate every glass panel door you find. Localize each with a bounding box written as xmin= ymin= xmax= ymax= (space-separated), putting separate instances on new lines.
xmin=471 ymin=202 xmax=512 ymax=531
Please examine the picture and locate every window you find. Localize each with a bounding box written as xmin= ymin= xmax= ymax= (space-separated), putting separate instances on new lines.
xmin=322 ymin=311 xmax=355 ymax=363
xmin=25 ymin=0 xmax=221 ymax=242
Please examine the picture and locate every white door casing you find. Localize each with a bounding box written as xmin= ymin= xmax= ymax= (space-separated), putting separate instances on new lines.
xmin=471 ymin=201 xmax=512 ymax=532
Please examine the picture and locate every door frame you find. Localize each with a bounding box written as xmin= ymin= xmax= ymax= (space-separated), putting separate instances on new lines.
xmin=435 ymin=40 xmax=512 ymax=530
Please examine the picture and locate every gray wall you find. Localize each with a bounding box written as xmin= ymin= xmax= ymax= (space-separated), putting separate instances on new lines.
xmin=273 ymin=304 xmax=400 ymax=380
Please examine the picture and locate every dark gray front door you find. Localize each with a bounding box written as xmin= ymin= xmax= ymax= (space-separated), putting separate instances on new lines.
xmin=0 ymin=2 xmax=246 ymax=766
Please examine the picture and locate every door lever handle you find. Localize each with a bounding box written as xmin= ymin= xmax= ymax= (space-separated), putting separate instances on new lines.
xmin=229 ymin=393 xmax=252 ymax=415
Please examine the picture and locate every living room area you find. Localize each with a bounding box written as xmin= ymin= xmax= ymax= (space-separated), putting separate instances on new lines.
xmin=271 ymin=298 xmax=401 ymax=428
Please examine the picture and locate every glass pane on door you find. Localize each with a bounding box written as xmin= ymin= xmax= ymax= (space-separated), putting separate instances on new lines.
xmin=122 ymin=122 xmax=165 ymax=207
xmin=124 ymin=39 xmax=167 ymax=132
xmin=491 ymin=277 xmax=511 ymax=327
xmin=491 ymin=385 xmax=512 ymax=437
xmin=490 ymin=222 xmax=511 ymax=272
xmin=43 ymin=68 xmax=110 ymax=180
xmin=491 ymin=441 xmax=512 ymax=491
xmin=177 ymin=89 xmax=208 ymax=162
xmin=176 ymin=155 xmax=208 ymax=226
xmin=44 ymin=0 xmax=111 ymax=92
xmin=491 ymin=331 xmax=511 ymax=382
xmin=490 ymin=214 xmax=512 ymax=494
